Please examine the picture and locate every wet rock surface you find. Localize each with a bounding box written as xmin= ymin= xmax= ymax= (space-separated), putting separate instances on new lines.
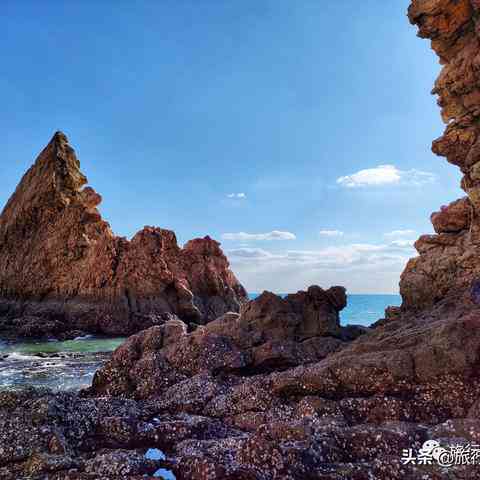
xmin=0 ymin=389 xmax=170 ymax=479
xmin=0 ymin=287 xmax=375 ymax=479
xmin=0 ymin=132 xmax=247 ymax=338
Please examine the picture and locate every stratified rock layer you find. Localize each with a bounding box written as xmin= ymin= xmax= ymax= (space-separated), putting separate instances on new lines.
xmin=0 ymin=132 xmax=247 ymax=336
xmin=401 ymin=0 xmax=480 ymax=311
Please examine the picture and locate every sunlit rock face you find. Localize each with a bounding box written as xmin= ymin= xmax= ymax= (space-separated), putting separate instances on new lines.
xmin=400 ymin=0 xmax=480 ymax=311
xmin=0 ymin=132 xmax=247 ymax=336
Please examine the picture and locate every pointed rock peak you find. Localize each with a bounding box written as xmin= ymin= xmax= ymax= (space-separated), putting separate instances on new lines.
xmin=51 ymin=130 xmax=68 ymax=145
xmin=40 ymin=130 xmax=87 ymax=195
xmin=0 ymin=132 xmax=90 ymax=229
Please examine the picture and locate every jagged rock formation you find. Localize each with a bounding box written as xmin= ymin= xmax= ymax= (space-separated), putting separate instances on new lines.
xmin=401 ymin=0 xmax=480 ymax=312
xmin=89 ymin=286 xmax=362 ymax=398
xmin=0 ymin=132 xmax=247 ymax=337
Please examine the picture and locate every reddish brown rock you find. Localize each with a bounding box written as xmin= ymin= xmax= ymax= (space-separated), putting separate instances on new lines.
xmin=401 ymin=1 xmax=480 ymax=311
xmin=0 ymin=132 xmax=247 ymax=336
xmin=431 ymin=197 xmax=471 ymax=233
xmin=89 ymin=286 xmax=355 ymax=398
xmin=83 ymin=304 xmax=480 ymax=479
xmin=238 ymin=286 xmax=346 ymax=342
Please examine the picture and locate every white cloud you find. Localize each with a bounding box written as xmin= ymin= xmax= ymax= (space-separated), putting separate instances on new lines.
xmin=319 ymin=230 xmax=344 ymax=237
xmin=384 ymin=229 xmax=416 ymax=238
xmin=227 ymin=240 xmax=416 ymax=293
xmin=337 ymin=164 xmax=435 ymax=188
xmin=229 ymin=241 xmax=415 ymax=270
xmin=226 ymin=247 xmax=276 ymax=259
xmin=389 ymin=239 xmax=415 ymax=248
xmin=222 ymin=230 xmax=296 ymax=241
xmin=227 ymin=193 xmax=246 ymax=199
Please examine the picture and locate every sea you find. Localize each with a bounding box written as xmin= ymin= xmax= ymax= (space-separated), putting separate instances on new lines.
xmin=0 ymin=294 xmax=400 ymax=391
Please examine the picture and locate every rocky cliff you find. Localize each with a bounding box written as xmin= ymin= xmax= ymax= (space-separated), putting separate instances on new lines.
xmin=0 ymin=132 xmax=247 ymax=337
xmin=401 ymin=0 xmax=480 ymax=313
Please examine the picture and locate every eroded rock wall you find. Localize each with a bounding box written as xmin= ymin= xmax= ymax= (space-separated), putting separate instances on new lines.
xmin=0 ymin=132 xmax=247 ymax=336
xmin=401 ymin=0 xmax=480 ymax=311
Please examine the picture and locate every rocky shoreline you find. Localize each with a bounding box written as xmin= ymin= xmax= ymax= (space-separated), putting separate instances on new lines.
xmin=2 ymin=291 xmax=480 ymax=479
xmin=0 ymin=130 xmax=247 ymax=339
xmin=2 ymin=0 xmax=480 ymax=478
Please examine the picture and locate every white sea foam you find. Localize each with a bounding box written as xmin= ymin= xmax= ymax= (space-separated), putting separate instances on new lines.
xmin=6 ymin=352 xmax=35 ymax=361
xmin=72 ymin=334 xmax=94 ymax=341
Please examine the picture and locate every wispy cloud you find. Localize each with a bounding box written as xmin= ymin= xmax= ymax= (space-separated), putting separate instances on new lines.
xmin=389 ymin=239 xmax=415 ymax=248
xmin=227 ymin=192 xmax=246 ymax=199
xmin=319 ymin=229 xmax=344 ymax=237
xmin=226 ymin=247 xmax=276 ymax=259
xmin=222 ymin=230 xmax=296 ymax=241
xmin=337 ymin=164 xmax=435 ymax=188
xmin=384 ymin=229 xmax=416 ymax=238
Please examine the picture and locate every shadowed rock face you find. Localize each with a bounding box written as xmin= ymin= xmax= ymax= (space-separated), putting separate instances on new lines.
xmin=401 ymin=0 xmax=480 ymax=312
xmin=0 ymin=132 xmax=247 ymax=336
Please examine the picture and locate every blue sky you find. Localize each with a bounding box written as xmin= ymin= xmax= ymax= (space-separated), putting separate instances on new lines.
xmin=0 ymin=0 xmax=463 ymax=293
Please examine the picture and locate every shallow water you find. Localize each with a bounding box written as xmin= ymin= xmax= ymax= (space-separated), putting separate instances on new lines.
xmin=0 ymin=336 xmax=125 ymax=391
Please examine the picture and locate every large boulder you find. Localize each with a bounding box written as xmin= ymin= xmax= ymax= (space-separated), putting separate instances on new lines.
xmin=0 ymin=132 xmax=247 ymax=337
xmin=238 ymin=286 xmax=346 ymax=343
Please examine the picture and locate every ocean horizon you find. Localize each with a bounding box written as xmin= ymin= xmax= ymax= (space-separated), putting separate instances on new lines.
xmin=248 ymin=293 xmax=401 ymax=327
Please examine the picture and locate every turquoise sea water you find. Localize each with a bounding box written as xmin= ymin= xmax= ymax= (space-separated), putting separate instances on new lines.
xmin=340 ymin=294 xmax=401 ymax=326
xmin=0 ymin=336 xmax=125 ymax=391
xmin=248 ymin=293 xmax=401 ymax=327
